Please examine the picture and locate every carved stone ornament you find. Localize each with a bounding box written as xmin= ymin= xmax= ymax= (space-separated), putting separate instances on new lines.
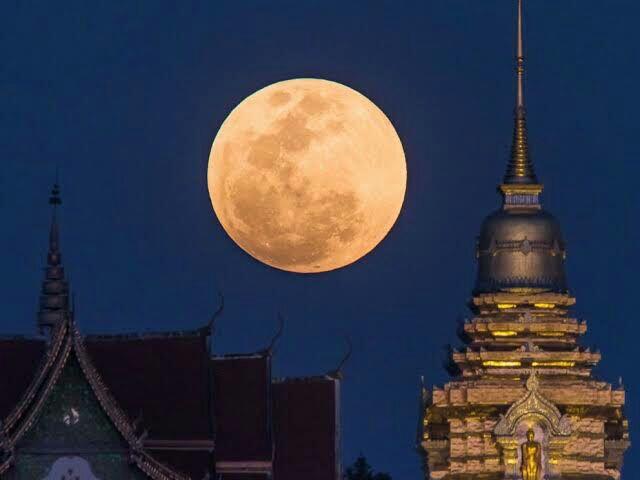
xmin=494 ymin=370 xmax=572 ymax=437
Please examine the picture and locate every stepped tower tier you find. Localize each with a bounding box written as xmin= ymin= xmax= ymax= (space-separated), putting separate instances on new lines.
xmin=419 ymin=2 xmax=630 ymax=479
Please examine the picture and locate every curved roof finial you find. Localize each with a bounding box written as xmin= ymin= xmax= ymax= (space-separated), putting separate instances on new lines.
xmin=327 ymin=337 xmax=352 ymax=380
xmin=204 ymin=292 xmax=224 ymax=335
xmin=503 ymin=0 xmax=538 ymax=186
xmin=264 ymin=313 xmax=285 ymax=355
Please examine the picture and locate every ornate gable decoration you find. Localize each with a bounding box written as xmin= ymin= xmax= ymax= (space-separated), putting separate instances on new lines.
xmin=494 ymin=370 xmax=571 ymax=437
xmin=0 ymin=316 xmax=190 ymax=480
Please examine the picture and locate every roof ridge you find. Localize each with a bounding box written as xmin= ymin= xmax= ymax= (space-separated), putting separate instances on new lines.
xmin=0 ymin=335 xmax=44 ymax=341
xmin=85 ymin=328 xmax=206 ymax=341
xmin=273 ymin=375 xmax=338 ymax=384
xmin=3 ymin=321 xmax=70 ymax=431
xmin=211 ymin=352 xmax=269 ymax=360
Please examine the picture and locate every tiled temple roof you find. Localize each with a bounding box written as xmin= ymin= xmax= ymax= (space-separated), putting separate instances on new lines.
xmin=273 ymin=376 xmax=340 ymax=480
xmin=0 ymin=338 xmax=45 ymax=420
xmin=0 ymin=184 xmax=341 ymax=479
xmin=0 ymin=317 xmax=190 ymax=480
xmin=0 ymin=327 xmax=341 ymax=479
xmin=151 ymin=450 xmax=213 ymax=480
xmin=85 ymin=328 xmax=207 ymax=341
xmin=221 ymin=474 xmax=270 ymax=480
xmin=211 ymin=353 xmax=273 ymax=463
xmin=85 ymin=332 xmax=212 ymax=440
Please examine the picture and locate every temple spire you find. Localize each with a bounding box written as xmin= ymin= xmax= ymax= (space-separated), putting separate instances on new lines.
xmin=48 ymin=182 xmax=61 ymax=256
xmin=516 ymin=0 xmax=525 ymax=111
xmin=37 ymin=181 xmax=71 ymax=336
xmin=503 ymin=0 xmax=538 ymax=186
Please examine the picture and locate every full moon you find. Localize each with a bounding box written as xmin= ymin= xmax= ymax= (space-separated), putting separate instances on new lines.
xmin=208 ymin=78 xmax=406 ymax=273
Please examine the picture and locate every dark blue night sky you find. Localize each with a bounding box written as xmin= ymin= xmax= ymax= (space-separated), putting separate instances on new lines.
xmin=2 ymin=1 xmax=639 ymax=477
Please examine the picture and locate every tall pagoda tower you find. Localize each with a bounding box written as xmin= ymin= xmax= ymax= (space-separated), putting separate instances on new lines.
xmin=420 ymin=2 xmax=630 ymax=479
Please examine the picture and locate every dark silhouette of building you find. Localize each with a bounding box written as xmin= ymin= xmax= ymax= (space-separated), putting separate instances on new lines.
xmin=0 ymin=184 xmax=342 ymax=480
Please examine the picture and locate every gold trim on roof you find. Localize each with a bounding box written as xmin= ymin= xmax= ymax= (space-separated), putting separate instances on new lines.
xmin=499 ymin=183 xmax=543 ymax=195
xmin=3 ymin=321 xmax=69 ymax=431
xmin=0 ymin=315 xmax=191 ymax=480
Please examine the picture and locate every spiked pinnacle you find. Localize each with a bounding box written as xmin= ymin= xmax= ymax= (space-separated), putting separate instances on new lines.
xmin=475 ymin=0 xmax=568 ymax=294
xmin=501 ymin=0 xmax=541 ymax=195
xmin=38 ymin=181 xmax=70 ymax=336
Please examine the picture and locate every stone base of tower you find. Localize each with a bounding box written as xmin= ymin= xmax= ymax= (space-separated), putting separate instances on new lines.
xmin=422 ymin=378 xmax=628 ymax=479
xmin=420 ymin=294 xmax=629 ymax=480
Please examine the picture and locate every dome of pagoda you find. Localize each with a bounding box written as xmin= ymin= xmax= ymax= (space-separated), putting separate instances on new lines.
xmin=469 ymin=0 xmax=570 ymax=296
xmin=474 ymin=206 xmax=567 ymax=294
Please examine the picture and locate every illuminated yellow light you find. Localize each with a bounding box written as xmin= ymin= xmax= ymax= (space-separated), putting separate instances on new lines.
xmin=491 ymin=331 xmax=518 ymax=337
xmin=538 ymin=332 xmax=564 ymax=337
xmin=483 ymin=361 xmax=522 ymax=367
xmin=534 ymin=303 xmax=555 ymax=309
xmin=497 ymin=304 xmax=517 ymax=309
xmin=549 ymin=458 xmax=559 ymax=465
xmin=506 ymin=459 xmax=518 ymax=465
xmin=531 ymin=361 xmax=575 ymax=368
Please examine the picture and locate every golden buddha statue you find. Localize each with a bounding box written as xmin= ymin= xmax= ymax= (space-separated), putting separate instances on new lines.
xmin=520 ymin=428 xmax=542 ymax=480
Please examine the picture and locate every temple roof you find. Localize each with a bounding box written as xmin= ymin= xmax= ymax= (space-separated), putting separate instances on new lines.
xmin=0 ymin=329 xmax=214 ymax=478
xmin=221 ymin=475 xmax=270 ymax=480
xmin=211 ymin=353 xmax=273 ymax=463
xmin=86 ymin=331 xmax=212 ymax=441
xmin=0 ymin=330 xmax=213 ymax=441
xmin=0 ymin=338 xmax=45 ymax=420
xmin=0 ymin=317 xmax=190 ymax=480
xmin=151 ymin=450 xmax=213 ymax=480
xmin=273 ymin=376 xmax=340 ymax=480
xmin=0 ymin=183 xmax=341 ymax=479
xmin=0 ymin=331 xmax=342 ymax=479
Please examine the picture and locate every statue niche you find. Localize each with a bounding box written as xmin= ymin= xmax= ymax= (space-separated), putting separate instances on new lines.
xmin=520 ymin=428 xmax=542 ymax=480
xmin=493 ymin=371 xmax=572 ymax=478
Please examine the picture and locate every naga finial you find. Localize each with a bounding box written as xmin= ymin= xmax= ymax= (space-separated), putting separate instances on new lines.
xmin=328 ymin=337 xmax=353 ymax=379
xmin=264 ymin=312 xmax=285 ymax=355
xmin=205 ymin=292 xmax=224 ymax=334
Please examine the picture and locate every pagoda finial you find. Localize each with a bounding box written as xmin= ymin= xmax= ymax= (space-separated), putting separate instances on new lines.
xmin=516 ymin=0 xmax=525 ymax=112
xmin=50 ymin=167 xmax=61 ymax=204
xmin=38 ymin=179 xmax=70 ymax=336
xmin=502 ymin=0 xmax=538 ymax=186
xmin=48 ymin=180 xmax=61 ymax=255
